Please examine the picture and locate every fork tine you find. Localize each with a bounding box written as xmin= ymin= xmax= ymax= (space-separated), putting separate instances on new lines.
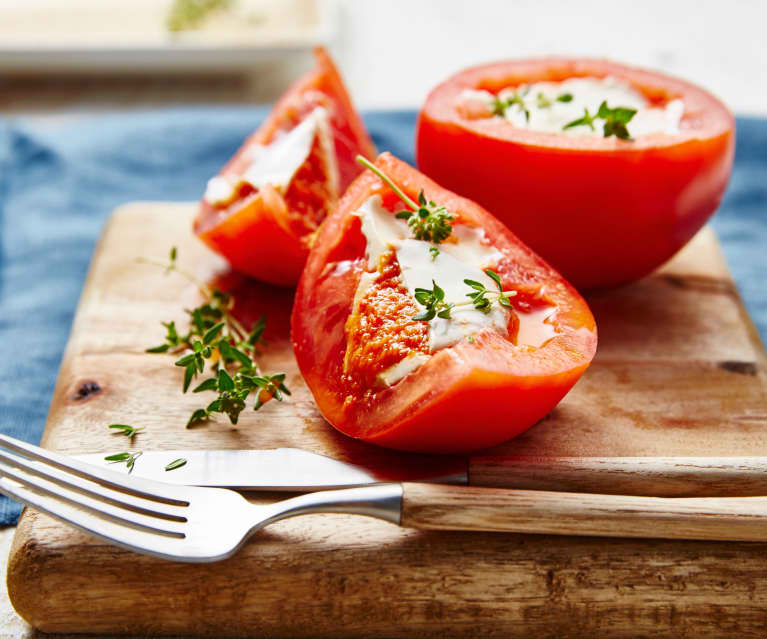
xmin=0 ymin=449 xmax=188 ymax=522
xmin=0 ymin=434 xmax=188 ymax=504
xmin=0 ymin=460 xmax=186 ymax=537
xmin=0 ymin=477 xmax=192 ymax=561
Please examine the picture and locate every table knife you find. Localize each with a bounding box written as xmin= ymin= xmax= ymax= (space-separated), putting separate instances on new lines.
xmin=77 ymin=449 xmax=767 ymax=497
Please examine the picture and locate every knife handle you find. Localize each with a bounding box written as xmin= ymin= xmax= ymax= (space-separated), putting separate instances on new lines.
xmin=400 ymin=483 xmax=767 ymax=542
xmin=468 ymin=456 xmax=767 ymax=497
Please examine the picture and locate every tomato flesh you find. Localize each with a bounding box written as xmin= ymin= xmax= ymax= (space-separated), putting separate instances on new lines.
xmin=291 ymin=153 xmax=597 ymax=453
xmin=416 ymin=58 xmax=735 ymax=289
xmin=194 ymin=47 xmax=376 ymax=286
xmin=343 ymin=251 xmax=429 ymax=393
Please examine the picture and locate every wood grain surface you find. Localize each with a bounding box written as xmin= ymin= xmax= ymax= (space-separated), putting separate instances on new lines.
xmin=401 ymin=483 xmax=767 ymax=542
xmin=469 ymin=455 xmax=767 ymax=496
xmin=7 ymin=202 xmax=767 ymax=638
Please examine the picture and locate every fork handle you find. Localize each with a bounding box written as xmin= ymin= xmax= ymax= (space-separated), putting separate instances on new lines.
xmin=400 ymin=483 xmax=767 ymax=542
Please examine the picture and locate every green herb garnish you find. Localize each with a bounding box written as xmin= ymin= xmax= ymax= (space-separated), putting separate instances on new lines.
xmin=413 ymin=281 xmax=454 ymax=321
xmin=108 ymin=424 xmax=145 ymax=440
xmin=495 ymin=89 xmax=571 ymax=115
xmin=394 ymin=190 xmax=454 ymax=243
xmin=563 ymin=100 xmax=636 ymax=140
xmin=492 ymin=90 xmax=530 ymax=121
xmin=464 ymin=269 xmax=517 ymax=314
xmin=104 ymin=451 xmax=142 ymax=473
xmin=429 ymin=247 xmax=440 ymax=261
xmin=165 ymin=458 xmax=187 ymax=472
xmin=141 ymin=248 xmax=290 ymax=427
xmin=166 ymin=0 xmax=232 ymax=32
xmin=412 ymin=270 xmax=517 ymax=323
xmin=597 ymin=101 xmax=637 ymax=140
xmin=563 ymin=107 xmax=597 ymax=132
xmin=356 ymin=156 xmax=454 ymax=244
xmin=536 ymin=92 xmax=552 ymax=109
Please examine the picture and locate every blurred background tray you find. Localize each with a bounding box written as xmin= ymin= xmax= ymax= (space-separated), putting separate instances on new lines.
xmin=0 ymin=0 xmax=334 ymax=73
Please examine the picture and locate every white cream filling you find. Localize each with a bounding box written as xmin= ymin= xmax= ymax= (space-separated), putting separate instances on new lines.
xmin=351 ymin=195 xmax=511 ymax=385
xmin=395 ymin=239 xmax=508 ymax=352
xmin=376 ymin=352 xmax=431 ymax=387
xmin=203 ymin=106 xmax=337 ymax=206
xmin=460 ymin=76 xmax=684 ymax=138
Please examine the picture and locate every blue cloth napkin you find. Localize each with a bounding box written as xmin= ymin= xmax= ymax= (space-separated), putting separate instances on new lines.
xmin=0 ymin=109 xmax=764 ymax=525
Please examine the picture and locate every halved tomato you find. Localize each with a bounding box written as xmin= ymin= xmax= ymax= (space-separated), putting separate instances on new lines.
xmin=194 ymin=47 xmax=377 ymax=286
xmin=291 ymin=153 xmax=597 ymax=453
xmin=416 ymin=58 xmax=735 ymax=289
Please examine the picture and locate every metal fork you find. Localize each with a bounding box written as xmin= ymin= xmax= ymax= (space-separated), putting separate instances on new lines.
xmin=4 ymin=433 xmax=767 ymax=562
xmin=0 ymin=433 xmax=401 ymax=562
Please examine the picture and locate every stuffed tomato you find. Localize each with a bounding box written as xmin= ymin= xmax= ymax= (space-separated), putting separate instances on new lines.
xmin=416 ymin=58 xmax=735 ymax=289
xmin=291 ymin=153 xmax=597 ymax=453
xmin=194 ymin=47 xmax=376 ymax=286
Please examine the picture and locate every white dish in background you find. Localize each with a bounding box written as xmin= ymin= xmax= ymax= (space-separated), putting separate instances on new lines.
xmin=0 ymin=0 xmax=335 ymax=72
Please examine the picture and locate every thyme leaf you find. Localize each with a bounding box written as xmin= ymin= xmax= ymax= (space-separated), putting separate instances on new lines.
xmin=356 ymin=156 xmax=455 ymax=244
xmin=165 ymin=458 xmax=187 ymax=472
xmin=141 ymin=249 xmax=289 ymax=426
xmin=108 ymin=424 xmax=145 ymax=440
xmin=412 ymin=280 xmax=454 ymax=321
xmin=563 ymin=100 xmax=637 ymax=140
xmin=104 ymin=451 xmax=142 ymax=473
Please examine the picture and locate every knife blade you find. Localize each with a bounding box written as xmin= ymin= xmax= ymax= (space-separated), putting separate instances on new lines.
xmin=76 ymin=449 xmax=767 ymax=497
xmin=76 ymin=448 xmax=468 ymax=491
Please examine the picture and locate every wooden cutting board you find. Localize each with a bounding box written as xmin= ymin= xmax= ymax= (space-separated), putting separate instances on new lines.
xmin=8 ymin=202 xmax=767 ymax=638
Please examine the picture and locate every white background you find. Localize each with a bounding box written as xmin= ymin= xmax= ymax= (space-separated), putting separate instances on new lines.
xmin=332 ymin=0 xmax=766 ymax=115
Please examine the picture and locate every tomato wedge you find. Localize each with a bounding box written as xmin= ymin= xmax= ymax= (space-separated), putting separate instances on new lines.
xmin=194 ymin=47 xmax=377 ymax=286
xmin=416 ymin=58 xmax=735 ymax=289
xmin=291 ymin=153 xmax=597 ymax=453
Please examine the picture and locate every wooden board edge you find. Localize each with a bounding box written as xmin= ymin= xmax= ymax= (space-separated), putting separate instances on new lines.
xmin=6 ymin=511 xmax=43 ymax=630
xmin=677 ymin=226 xmax=767 ymax=365
xmin=8 ymin=512 xmax=767 ymax=638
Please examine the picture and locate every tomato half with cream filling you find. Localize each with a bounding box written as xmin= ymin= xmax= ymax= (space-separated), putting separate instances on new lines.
xmin=194 ymin=47 xmax=377 ymax=286
xmin=416 ymin=57 xmax=735 ymax=289
xmin=291 ymin=153 xmax=597 ymax=453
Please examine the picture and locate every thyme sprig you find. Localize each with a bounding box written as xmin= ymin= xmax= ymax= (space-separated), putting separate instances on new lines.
xmin=495 ymin=90 xmax=572 ymax=117
xmin=463 ymin=269 xmax=517 ymax=314
xmin=412 ymin=270 xmax=517 ymax=322
xmin=103 ymin=445 xmax=188 ymax=473
xmin=395 ymin=190 xmax=454 ymax=243
xmin=563 ymin=107 xmax=597 ymax=132
xmin=105 ymin=451 xmax=142 ymax=473
xmin=493 ymin=89 xmax=530 ymax=121
xmin=142 ymin=248 xmax=289 ymax=426
xmin=563 ymin=100 xmax=637 ymax=140
xmin=413 ymin=281 xmax=454 ymax=321
xmin=108 ymin=424 xmax=145 ymax=440
xmin=356 ymin=156 xmax=454 ymax=243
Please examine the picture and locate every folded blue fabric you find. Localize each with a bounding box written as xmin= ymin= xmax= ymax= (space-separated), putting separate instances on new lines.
xmin=0 ymin=109 xmax=764 ymax=524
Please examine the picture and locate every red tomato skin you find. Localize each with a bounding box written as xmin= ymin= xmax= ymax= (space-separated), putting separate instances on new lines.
xmin=416 ymin=58 xmax=735 ymax=290
xmin=196 ymin=186 xmax=308 ymax=286
xmin=194 ymin=47 xmax=376 ymax=286
xmin=292 ymin=152 xmax=597 ymax=453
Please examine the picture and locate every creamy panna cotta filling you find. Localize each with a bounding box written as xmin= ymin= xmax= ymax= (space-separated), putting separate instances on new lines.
xmin=203 ymin=106 xmax=338 ymax=206
xmin=350 ymin=195 xmax=558 ymax=386
xmin=460 ymin=77 xmax=684 ymax=138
